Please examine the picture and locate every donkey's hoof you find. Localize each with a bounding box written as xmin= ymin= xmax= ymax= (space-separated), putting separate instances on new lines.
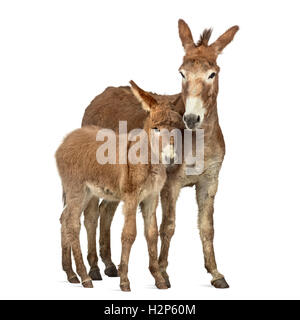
xmin=161 ymin=271 xmax=171 ymax=288
xmin=120 ymin=282 xmax=131 ymax=292
xmin=211 ymin=278 xmax=229 ymax=289
xmin=89 ymin=268 xmax=102 ymax=281
xmin=155 ymin=281 xmax=169 ymax=290
xmin=164 ymin=278 xmax=171 ymax=288
xmin=82 ymin=280 xmax=93 ymax=288
xmin=68 ymin=276 xmax=80 ymax=284
xmin=105 ymin=265 xmax=118 ymax=277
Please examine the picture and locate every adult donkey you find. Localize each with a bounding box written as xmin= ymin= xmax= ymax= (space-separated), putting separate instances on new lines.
xmin=81 ymin=19 xmax=239 ymax=288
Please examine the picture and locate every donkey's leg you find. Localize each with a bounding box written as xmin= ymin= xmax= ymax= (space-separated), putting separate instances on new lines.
xmin=140 ymin=195 xmax=168 ymax=289
xmin=99 ymin=200 xmax=119 ymax=277
xmin=60 ymin=207 xmax=80 ymax=283
xmin=118 ymin=199 xmax=137 ymax=292
xmin=158 ymin=181 xmax=180 ymax=288
xmin=196 ymin=165 xmax=229 ymax=289
xmin=83 ymin=196 xmax=102 ymax=281
xmin=65 ymin=195 xmax=93 ymax=288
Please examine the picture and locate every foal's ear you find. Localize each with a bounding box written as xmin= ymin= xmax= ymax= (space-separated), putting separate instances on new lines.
xmin=130 ymin=80 xmax=158 ymax=112
xmin=210 ymin=25 xmax=239 ymax=55
xmin=178 ymin=19 xmax=195 ymax=52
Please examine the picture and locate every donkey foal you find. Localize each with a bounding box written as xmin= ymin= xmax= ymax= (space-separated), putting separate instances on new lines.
xmin=56 ymin=81 xmax=183 ymax=291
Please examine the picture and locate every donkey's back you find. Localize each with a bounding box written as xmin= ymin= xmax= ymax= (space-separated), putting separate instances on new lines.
xmin=56 ymin=125 xmax=123 ymax=201
xmin=81 ymin=86 xmax=183 ymax=131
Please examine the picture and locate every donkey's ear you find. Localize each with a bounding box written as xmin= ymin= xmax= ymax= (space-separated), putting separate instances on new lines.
xmin=210 ymin=25 xmax=239 ymax=55
xmin=178 ymin=19 xmax=195 ymax=52
xmin=130 ymin=80 xmax=158 ymax=112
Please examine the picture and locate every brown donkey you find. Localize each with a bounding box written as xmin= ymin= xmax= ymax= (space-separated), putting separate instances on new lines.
xmin=81 ymin=20 xmax=239 ymax=288
xmin=56 ymin=81 xmax=184 ymax=290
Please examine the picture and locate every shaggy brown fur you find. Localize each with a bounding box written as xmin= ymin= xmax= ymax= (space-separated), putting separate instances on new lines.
xmin=81 ymin=19 xmax=239 ymax=289
xmin=56 ymin=81 xmax=184 ymax=290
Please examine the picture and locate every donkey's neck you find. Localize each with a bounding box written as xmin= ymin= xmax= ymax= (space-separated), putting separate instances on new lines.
xmin=202 ymin=100 xmax=221 ymax=138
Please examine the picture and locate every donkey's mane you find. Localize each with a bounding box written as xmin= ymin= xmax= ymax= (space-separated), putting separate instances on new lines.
xmin=196 ymin=28 xmax=213 ymax=47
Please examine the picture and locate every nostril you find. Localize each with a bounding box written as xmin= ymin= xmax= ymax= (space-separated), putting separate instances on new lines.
xmin=197 ymin=115 xmax=200 ymax=122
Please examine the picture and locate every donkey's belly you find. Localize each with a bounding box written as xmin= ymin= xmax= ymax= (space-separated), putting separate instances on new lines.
xmin=181 ymin=172 xmax=201 ymax=188
xmin=86 ymin=182 xmax=120 ymax=202
xmin=179 ymin=160 xmax=224 ymax=188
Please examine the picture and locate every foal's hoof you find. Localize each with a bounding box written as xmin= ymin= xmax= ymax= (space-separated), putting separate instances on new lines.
xmin=161 ymin=271 xmax=171 ymax=288
xmin=155 ymin=281 xmax=169 ymax=290
xmin=68 ymin=276 xmax=80 ymax=284
xmin=105 ymin=265 xmax=118 ymax=277
xmin=211 ymin=278 xmax=229 ymax=289
xmin=120 ymin=283 xmax=131 ymax=292
xmin=82 ymin=280 xmax=93 ymax=288
xmin=89 ymin=268 xmax=102 ymax=281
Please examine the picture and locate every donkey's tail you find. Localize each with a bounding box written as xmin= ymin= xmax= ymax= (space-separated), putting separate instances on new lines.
xmin=59 ymin=188 xmax=67 ymax=224
xmin=62 ymin=189 xmax=66 ymax=207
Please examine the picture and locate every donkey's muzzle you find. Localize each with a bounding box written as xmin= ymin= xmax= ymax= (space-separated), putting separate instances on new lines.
xmin=183 ymin=114 xmax=200 ymax=130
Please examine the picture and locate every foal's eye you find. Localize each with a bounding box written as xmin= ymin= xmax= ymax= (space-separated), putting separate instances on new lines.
xmin=208 ymin=72 xmax=216 ymax=79
xmin=179 ymin=71 xmax=185 ymax=79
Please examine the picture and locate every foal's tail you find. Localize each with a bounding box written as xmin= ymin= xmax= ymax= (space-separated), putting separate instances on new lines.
xmin=59 ymin=189 xmax=67 ymax=224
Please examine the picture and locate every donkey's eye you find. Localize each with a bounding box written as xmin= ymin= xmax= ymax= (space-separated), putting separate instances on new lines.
xmin=179 ymin=71 xmax=185 ymax=79
xmin=208 ymin=72 xmax=216 ymax=79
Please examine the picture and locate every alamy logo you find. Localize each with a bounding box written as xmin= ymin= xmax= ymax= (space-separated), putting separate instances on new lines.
xmin=95 ymin=121 xmax=204 ymax=175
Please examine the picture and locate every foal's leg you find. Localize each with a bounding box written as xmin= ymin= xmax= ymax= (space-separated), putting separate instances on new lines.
xmin=158 ymin=181 xmax=180 ymax=288
xmin=118 ymin=199 xmax=137 ymax=292
xmin=83 ymin=196 xmax=102 ymax=280
xmin=99 ymin=200 xmax=119 ymax=277
xmin=60 ymin=207 xmax=80 ymax=283
xmin=196 ymin=165 xmax=229 ymax=288
xmin=140 ymin=195 xmax=168 ymax=289
xmin=65 ymin=196 xmax=93 ymax=288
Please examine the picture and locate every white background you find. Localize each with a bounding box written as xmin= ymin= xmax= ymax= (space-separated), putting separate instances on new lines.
xmin=0 ymin=0 xmax=300 ymax=300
